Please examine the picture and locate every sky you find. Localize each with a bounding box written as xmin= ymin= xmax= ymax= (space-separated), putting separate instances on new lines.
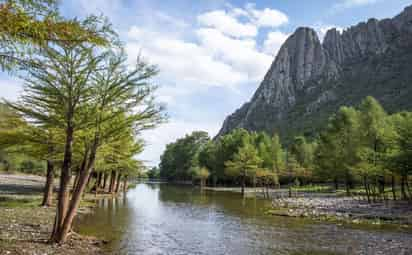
xmin=1 ymin=0 xmax=411 ymax=166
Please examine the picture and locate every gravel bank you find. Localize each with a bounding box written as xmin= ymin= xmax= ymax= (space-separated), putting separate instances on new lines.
xmin=269 ymin=195 xmax=412 ymax=226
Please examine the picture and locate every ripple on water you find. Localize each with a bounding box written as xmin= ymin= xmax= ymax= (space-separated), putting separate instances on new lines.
xmin=75 ymin=183 xmax=412 ymax=255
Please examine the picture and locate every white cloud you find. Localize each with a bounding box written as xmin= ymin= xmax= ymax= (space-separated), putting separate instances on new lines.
xmin=126 ymin=26 xmax=247 ymax=87
xmin=263 ymin=31 xmax=290 ymax=55
xmin=125 ymin=4 xmax=291 ymax=89
xmin=196 ymin=28 xmax=273 ymax=82
xmin=249 ymin=7 xmax=289 ymax=27
xmin=197 ymin=5 xmax=288 ymax=38
xmin=197 ymin=10 xmax=258 ymax=38
xmin=332 ymin=0 xmax=380 ymax=11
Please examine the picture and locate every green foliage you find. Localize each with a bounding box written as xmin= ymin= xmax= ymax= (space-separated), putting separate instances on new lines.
xmin=159 ymin=96 xmax=412 ymax=200
xmin=160 ymin=128 xmax=286 ymax=187
xmin=191 ymin=166 xmax=210 ymax=182
xmin=0 ymin=196 xmax=42 ymax=208
xmin=147 ymin=167 xmax=160 ymax=179
xmin=0 ymin=0 xmax=111 ymax=71
xmin=224 ymin=142 xmax=262 ymax=179
xmin=0 ymin=0 xmax=166 ymax=243
xmin=314 ymin=106 xmax=360 ymax=188
xmin=159 ymin=131 xmax=210 ymax=181
xmin=0 ymin=103 xmax=47 ymax=174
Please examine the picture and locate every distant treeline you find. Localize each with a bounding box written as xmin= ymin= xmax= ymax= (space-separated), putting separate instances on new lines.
xmin=157 ymin=96 xmax=412 ymax=201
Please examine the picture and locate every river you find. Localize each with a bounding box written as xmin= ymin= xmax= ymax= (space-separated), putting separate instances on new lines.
xmin=75 ymin=183 xmax=412 ymax=255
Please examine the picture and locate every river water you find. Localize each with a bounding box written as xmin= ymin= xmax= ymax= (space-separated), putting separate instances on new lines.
xmin=75 ymin=183 xmax=412 ymax=255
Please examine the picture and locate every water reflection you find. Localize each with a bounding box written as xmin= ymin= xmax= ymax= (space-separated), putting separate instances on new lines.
xmin=75 ymin=183 xmax=412 ymax=255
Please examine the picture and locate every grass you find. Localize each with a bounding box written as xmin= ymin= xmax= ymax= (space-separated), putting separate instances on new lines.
xmin=0 ymin=196 xmax=42 ymax=208
xmin=291 ymin=184 xmax=334 ymax=193
xmin=0 ymin=195 xmax=97 ymax=209
xmin=291 ymin=184 xmax=408 ymax=200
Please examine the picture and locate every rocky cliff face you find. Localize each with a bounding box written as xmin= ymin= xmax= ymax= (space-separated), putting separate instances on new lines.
xmin=217 ymin=5 xmax=412 ymax=140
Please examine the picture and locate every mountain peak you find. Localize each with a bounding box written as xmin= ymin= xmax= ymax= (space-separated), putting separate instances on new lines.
xmin=217 ymin=5 xmax=412 ymax=140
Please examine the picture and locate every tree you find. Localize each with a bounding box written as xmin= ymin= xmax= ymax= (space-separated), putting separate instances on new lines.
xmin=50 ymin=51 xmax=163 ymax=243
xmin=6 ymin=43 xmax=164 ymax=243
xmin=255 ymin=133 xmax=285 ymax=173
xmin=0 ymin=0 xmax=110 ymax=71
xmin=314 ymin=106 xmax=360 ymax=194
xmin=389 ymin=112 xmax=412 ymax=200
xmin=0 ymin=103 xmax=60 ymax=206
xmin=289 ymin=136 xmax=315 ymax=183
xmin=147 ymin=167 xmax=160 ymax=179
xmin=256 ymin=168 xmax=279 ymax=198
xmin=191 ymin=166 xmax=210 ymax=188
xmin=159 ymin=131 xmax=209 ymax=181
xmin=356 ymin=96 xmax=396 ymax=201
xmin=8 ymin=43 xmax=106 ymax=243
xmin=224 ymin=142 xmax=262 ymax=196
xmin=209 ymin=128 xmax=250 ymax=185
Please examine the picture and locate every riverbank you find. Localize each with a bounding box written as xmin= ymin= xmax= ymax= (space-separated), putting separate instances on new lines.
xmin=269 ymin=195 xmax=412 ymax=226
xmin=202 ymin=185 xmax=412 ymax=227
xmin=0 ymin=173 xmax=109 ymax=255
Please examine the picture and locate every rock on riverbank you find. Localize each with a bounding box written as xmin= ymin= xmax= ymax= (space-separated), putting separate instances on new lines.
xmin=268 ymin=195 xmax=412 ymax=226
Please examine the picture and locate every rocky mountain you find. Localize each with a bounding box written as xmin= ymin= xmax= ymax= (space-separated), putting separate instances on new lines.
xmin=217 ymin=5 xmax=412 ymax=140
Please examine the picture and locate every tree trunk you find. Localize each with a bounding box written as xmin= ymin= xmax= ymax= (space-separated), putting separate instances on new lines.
xmin=42 ymin=160 xmax=54 ymax=207
xmin=115 ymin=173 xmax=121 ymax=193
xmin=240 ymin=174 xmax=245 ymax=196
xmin=363 ymin=176 xmax=370 ymax=203
xmin=72 ymin=170 xmax=79 ymax=191
xmin=51 ymin=124 xmax=74 ymax=242
xmin=406 ymin=176 xmax=412 ymax=200
xmin=333 ymin=178 xmax=339 ymax=190
xmin=96 ymin=172 xmax=102 ymax=189
xmin=52 ymin=139 xmax=98 ymax=243
xmin=345 ymin=180 xmax=350 ymax=196
xmin=371 ymin=179 xmax=378 ymax=202
xmin=123 ymin=176 xmax=128 ymax=193
xmin=86 ymin=170 xmax=94 ymax=187
xmin=378 ymin=174 xmax=386 ymax=200
xmin=102 ymin=173 xmax=108 ymax=191
xmin=109 ymin=170 xmax=116 ymax=193
xmin=345 ymin=172 xmax=351 ymax=196
xmin=391 ymin=174 xmax=397 ymax=201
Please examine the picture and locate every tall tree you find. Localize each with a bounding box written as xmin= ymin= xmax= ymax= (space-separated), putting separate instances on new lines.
xmin=224 ymin=142 xmax=262 ymax=196
xmin=356 ymin=96 xmax=395 ymax=200
xmin=389 ymin=112 xmax=412 ymax=200
xmin=314 ymin=106 xmax=360 ymax=194
xmin=159 ymin=131 xmax=209 ymax=181
xmin=6 ymin=40 xmax=164 ymax=243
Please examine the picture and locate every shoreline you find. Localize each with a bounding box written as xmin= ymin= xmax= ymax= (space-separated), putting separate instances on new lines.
xmin=201 ymin=185 xmax=412 ymax=227
xmin=268 ymin=196 xmax=412 ymax=228
xmin=0 ymin=173 xmax=113 ymax=255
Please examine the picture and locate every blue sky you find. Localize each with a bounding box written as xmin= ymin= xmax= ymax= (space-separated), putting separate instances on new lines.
xmin=1 ymin=0 xmax=411 ymax=166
